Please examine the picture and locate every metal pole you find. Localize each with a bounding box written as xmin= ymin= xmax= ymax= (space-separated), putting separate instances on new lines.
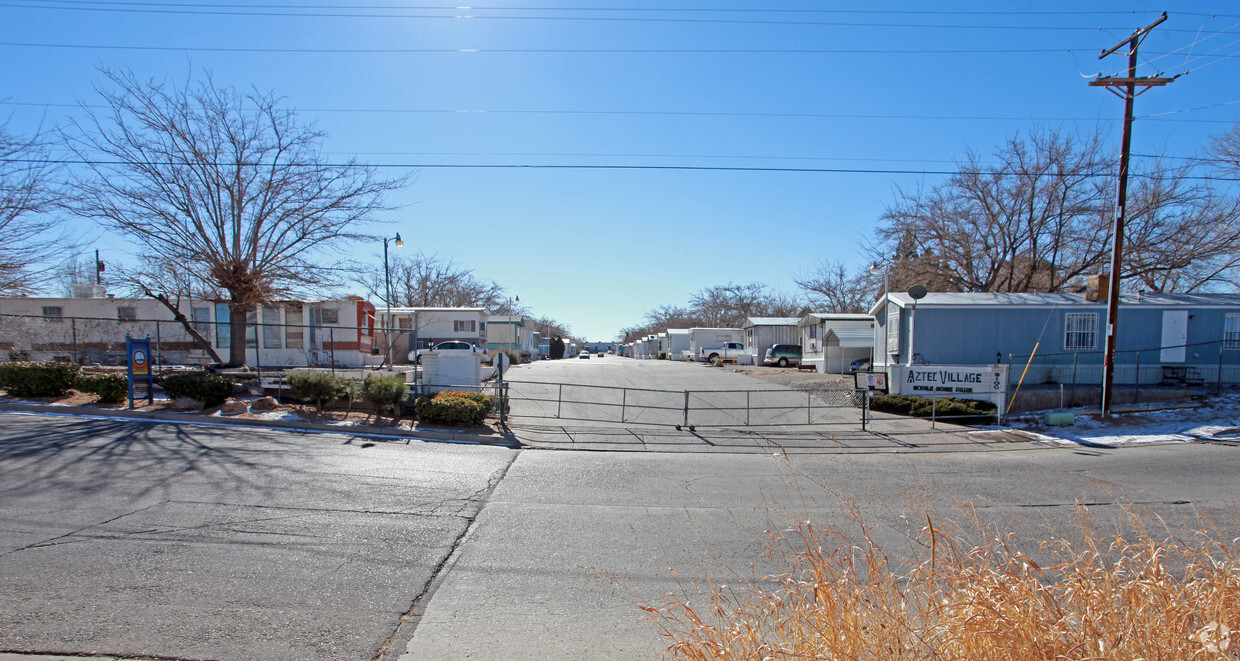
xmin=1134 ymin=350 xmax=1141 ymax=405
xmin=931 ymin=396 xmax=937 ymax=429
xmin=745 ymin=391 xmax=750 ymax=426
xmin=330 ymin=328 xmax=336 ymax=374
xmin=557 ymin=383 xmax=563 ymax=419
xmin=683 ymin=390 xmax=690 ymax=430
xmin=155 ymin=320 xmax=162 ymax=376
xmin=383 ymin=236 xmax=392 ymax=368
xmin=71 ymin=317 xmax=78 ymax=364
xmin=621 ymin=388 xmax=627 ymax=423
xmin=861 ymin=390 xmax=867 ymax=431
xmin=1218 ymin=343 xmax=1225 ymax=393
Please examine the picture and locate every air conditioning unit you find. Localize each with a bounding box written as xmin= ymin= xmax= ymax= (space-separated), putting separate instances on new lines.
xmin=72 ymin=283 xmax=107 ymax=298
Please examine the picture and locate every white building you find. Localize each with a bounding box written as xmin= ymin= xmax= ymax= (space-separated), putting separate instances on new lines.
xmin=376 ymin=307 xmax=489 ymax=364
xmin=742 ymin=317 xmax=802 ymax=365
xmin=797 ymin=313 xmax=875 ymax=373
xmin=0 ymin=294 xmax=376 ymax=367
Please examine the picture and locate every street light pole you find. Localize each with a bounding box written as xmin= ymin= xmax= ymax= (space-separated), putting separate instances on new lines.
xmin=382 ymin=232 xmax=404 ymax=367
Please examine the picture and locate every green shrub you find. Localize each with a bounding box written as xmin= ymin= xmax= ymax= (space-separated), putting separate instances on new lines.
xmin=162 ymin=372 xmax=235 ymax=407
xmin=286 ymin=370 xmax=349 ymax=411
xmin=0 ymin=361 xmax=82 ymax=397
xmin=76 ymin=373 xmax=128 ymax=404
xmin=358 ymin=374 xmax=409 ymax=416
xmin=869 ymin=395 xmax=996 ymax=420
xmin=414 ymin=390 xmax=495 ymax=426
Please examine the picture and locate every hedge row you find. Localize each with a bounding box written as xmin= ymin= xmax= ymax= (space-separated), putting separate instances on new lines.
xmin=870 ymin=394 xmax=997 ymax=420
xmin=0 ymin=362 xmax=138 ymax=405
xmin=413 ymin=390 xmax=495 ymax=426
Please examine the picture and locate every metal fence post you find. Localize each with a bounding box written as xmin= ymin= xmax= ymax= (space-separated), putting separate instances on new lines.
xmin=1134 ymin=350 xmax=1141 ymax=405
xmin=745 ymin=391 xmax=750 ymax=426
xmin=807 ymin=391 xmax=812 ymax=425
xmin=330 ymin=328 xmax=336 ymax=374
xmin=71 ymin=318 xmax=78 ymax=363
xmin=931 ymin=397 xmax=937 ymax=429
xmin=621 ymin=388 xmax=627 ymax=423
xmin=557 ymin=383 xmax=563 ymax=419
xmin=682 ymin=390 xmax=690 ymax=430
xmin=1071 ymin=352 xmax=1079 ymax=407
xmin=1219 ymin=343 xmax=1225 ymax=393
xmin=155 ymin=320 xmax=162 ymax=375
xmin=861 ymin=390 xmax=868 ymax=431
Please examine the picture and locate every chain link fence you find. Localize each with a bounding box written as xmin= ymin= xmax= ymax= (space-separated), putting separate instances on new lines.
xmin=501 ymin=380 xmax=862 ymax=429
xmin=0 ymin=313 xmax=373 ymax=372
xmin=1005 ymin=339 xmax=1240 ymax=407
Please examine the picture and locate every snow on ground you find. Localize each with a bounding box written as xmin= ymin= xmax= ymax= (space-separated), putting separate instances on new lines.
xmin=1009 ymin=391 xmax=1240 ymax=447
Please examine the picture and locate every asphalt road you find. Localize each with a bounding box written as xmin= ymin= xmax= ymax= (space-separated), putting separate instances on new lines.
xmin=2 ymin=412 xmax=1238 ymax=660
xmin=0 ymin=413 xmax=516 ymax=661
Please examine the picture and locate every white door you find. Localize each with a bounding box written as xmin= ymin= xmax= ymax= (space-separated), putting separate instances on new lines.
xmin=1160 ymin=310 xmax=1188 ymax=363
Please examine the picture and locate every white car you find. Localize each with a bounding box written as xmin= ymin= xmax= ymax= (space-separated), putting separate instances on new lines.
xmin=578 ymin=351 xmax=591 ymax=359
xmin=410 ymin=341 xmax=487 ymax=363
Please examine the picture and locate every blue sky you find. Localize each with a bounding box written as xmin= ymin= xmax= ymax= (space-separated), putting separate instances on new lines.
xmin=3 ymin=2 xmax=1238 ymax=340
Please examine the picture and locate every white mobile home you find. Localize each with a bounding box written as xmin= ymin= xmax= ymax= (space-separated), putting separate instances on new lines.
xmin=742 ymin=317 xmax=802 ymax=366
xmin=376 ymin=307 xmax=489 ymax=364
xmin=798 ymin=313 xmax=875 ymax=373
xmin=686 ymin=327 xmax=743 ymax=361
xmin=667 ymin=329 xmax=690 ymax=360
xmin=0 ymin=294 xmax=377 ymax=368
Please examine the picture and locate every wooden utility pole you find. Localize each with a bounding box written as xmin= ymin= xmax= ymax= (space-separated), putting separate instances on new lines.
xmin=1089 ymin=12 xmax=1174 ymax=417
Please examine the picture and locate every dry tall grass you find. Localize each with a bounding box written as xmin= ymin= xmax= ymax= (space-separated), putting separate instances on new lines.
xmin=643 ymin=508 xmax=1239 ymax=660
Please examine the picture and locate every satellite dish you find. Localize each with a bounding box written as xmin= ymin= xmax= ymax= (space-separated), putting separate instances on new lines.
xmin=908 ymin=285 xmax=928 ymax=300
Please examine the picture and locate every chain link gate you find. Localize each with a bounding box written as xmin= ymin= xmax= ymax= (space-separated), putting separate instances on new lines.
xmin=500 ymin=380 xmax=863 ymax=430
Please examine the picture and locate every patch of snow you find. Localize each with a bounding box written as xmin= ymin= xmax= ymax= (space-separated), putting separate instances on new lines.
xmin=256 ymin=410 xmax=305 ymax=422
xmin=1008 ymin=401 xmax=1240 ymax=447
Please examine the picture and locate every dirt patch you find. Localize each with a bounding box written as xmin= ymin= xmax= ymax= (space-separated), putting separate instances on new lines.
xmin=726 ymin=365 xmax=856 ymax=390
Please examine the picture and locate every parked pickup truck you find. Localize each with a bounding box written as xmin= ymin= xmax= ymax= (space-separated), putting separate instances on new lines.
xmin=697 ymin=342 xmax=745 ymax=362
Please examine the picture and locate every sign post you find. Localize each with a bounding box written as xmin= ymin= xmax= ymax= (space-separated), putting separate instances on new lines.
xmin=127 ymin=334 xmax=154 ymax=409
xmin=853 ymin=370 xmax=889 ymax=432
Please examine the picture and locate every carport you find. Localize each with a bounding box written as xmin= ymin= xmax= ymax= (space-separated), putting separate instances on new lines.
xmin=823 ymin=327 xmax=874 ymax=373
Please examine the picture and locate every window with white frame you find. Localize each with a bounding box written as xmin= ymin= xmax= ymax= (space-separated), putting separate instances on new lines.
xmin=454 ymin=319 xmax=476 ymax=333
xmin=1225 ymin=313 xmax=1240 ymax=350
xmin=1064 ymin=312 xmax=1098 ymax=351
xmin=285 ymin=304 xmax=304 ymax=349
xmin=320 ymin=308 xmax=339 ymax=324
xmin=262 ymin=305 xmax=282 ymax=349
xmin=42 ymin=306 xmax=63 ymax=320
xmin=809 ymin=325 xmax=817 ymax=339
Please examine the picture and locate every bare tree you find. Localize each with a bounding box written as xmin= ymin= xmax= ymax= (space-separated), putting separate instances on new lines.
xmin=795 ymin=259 xmax=874 ymax=313
xmin=361 ymin=251 xmax=508 ymax=309
xmin=877 ymin=129 xmax=1113 ymax=294
xmin=0 ymin=120 xmax=73 ymax=294
xmin=62 ymin=70 xmax=405 ymax=366
xmin=1212 ymin=120 xmax=1240 ymax=176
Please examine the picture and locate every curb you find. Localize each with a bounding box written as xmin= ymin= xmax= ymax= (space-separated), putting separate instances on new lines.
xmin=0 ymin=402 xmax=522 ymax=449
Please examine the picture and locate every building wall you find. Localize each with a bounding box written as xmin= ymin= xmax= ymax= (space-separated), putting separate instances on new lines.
xmin=745 ymin=324 xmax=800 ymax=360
xmin=882 ymin=300 xmax=1240 ymax=385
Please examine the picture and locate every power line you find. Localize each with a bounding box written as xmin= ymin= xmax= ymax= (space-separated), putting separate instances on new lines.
xmin=0 ymin=41 xmax=1100 ymax=55
xmin=7 ymin=2 xmax=1207 ymax=17
xmin=4 ymin=2 xmax=1230 ymax=32
xmin=5 ymin=99 xmax=1233 ymax=124
xmin=0 ymin=100 xmax=1112 ymax=121
xmin=9 ymin=157 xmax=1237 ymax=181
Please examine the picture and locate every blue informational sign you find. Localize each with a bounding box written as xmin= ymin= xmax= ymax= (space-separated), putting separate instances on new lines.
xmin=127 ymin=334 xmax=154 ymax=409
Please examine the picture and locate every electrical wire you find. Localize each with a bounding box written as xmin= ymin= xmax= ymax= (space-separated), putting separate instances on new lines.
xmin=8 ymin=157 xmax=1238 ymax=181
xmin=0 ymin=41 xmax=1101 ymax=55
xmin=3 ymin=1 xmax=1229 ymax=32
xmin=6 ymin=99 xmax=1233 ymax=125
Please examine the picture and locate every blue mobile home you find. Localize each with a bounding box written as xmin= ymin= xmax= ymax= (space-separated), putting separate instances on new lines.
xmin=871 ymin=292 xmax=1240 ymax=387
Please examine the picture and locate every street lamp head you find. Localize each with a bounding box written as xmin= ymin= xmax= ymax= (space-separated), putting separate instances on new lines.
xmin=393 ymin=233 xmax=404 ymax=248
